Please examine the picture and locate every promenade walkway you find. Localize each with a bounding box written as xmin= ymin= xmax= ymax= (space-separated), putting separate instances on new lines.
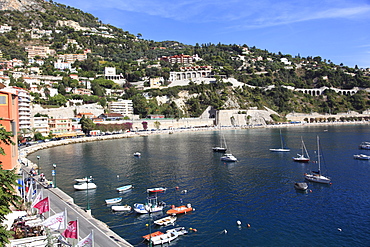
xmin=13 ymin=164 xmax=132 ymax=247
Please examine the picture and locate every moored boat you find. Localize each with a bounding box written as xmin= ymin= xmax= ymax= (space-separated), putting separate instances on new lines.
xmin=270 ymin=129 xmax=290 ymax=152
xmin=134 ymin=197 xmax=166 ymax=214
xmin=134 ymin=152 xmax=141 ymax=157
xmin=293 ymin=137 xmax=310 ymax=162
xmin=105 ymin=197 xmax=122 ymax=204
xmin=353 ymin=154 xmax=370 ymax=160
xmin=166 ymin=204 xmax=194 ymax=215
xmin=154 ymin=215 xmax=177 ymax=226
xmin=294 ymin=182 xmax=308 ymax=191
xmin=116 ymin=184 xmax=133 ymax=192
xmin=359 ymin=142 xmax=370 ymax=150
xmin=304 ymin=136 xmax=331 ymax=184
xmin=142 ymin=227 xmax=188 ymax=245
xmin=73 ymin=182 xmax=97 ymax=190
xmin=147 ymin=187 xmax=167 ymax=193
xmin=220 ymin=153 xmax=237 ymax=162
xmin=111 ymin=205 xmax=132 ymax=212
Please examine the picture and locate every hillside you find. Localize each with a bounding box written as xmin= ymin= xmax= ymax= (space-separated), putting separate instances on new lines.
xmin=0 ymin=0 xmax=369 ymax=119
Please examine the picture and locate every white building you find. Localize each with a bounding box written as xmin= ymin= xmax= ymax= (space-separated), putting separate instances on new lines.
xmin=108 ymin=99 xmax=133 ymax=117
xmin=31 ymin=117 xmax=49 ymax=136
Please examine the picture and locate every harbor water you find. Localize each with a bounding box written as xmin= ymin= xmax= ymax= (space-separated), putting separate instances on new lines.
xmin=28 ymin=124 xmax=370 ymax=246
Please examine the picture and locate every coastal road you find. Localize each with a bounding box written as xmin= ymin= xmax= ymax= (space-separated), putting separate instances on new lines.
xmin=44 ymin=188 xmax=132 ymax=247
xmin=20 ymin=164 xmax=132 ymax=247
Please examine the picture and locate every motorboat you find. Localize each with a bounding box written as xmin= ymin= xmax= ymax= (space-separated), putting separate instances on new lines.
xmin=111 ymin=205 xmax=132 ymax=212
xmin=116 ymin=184 xmax=133 ymax=192
xmin=147 ymin=187 xmax=167 ymax=193
xmin=134 ymin=152 xmax=141 ymax=157
xmin=166 ymin=204 xmax=194 ymax=215
xmin=359 ymin=142 xmax=370 ymax=150
xmin=220 ymin=153 xmax=237 ymax=162
xmin=353 ymin=154 xmax=370 ymax=160
xmin=105 ymin=197 xmax=122 ymax=204
xmin=294 ymin=182 xmax=308 ymax=191
xmin=143 ymin=227 xmax=187 ymax=245
xmin=270 ymin=129 xmax=290 ymax=152
xmin=304 ymin=136 xmax=331 ymax=184
xmin=73 ymin=182 xmax=97 ymax=190
xmin=293 ymin=137 xmax=310 ymax=162
xmin=154 ymin=216 xmax=177 ymax=226
xmin=134 ymin=197 xmax=166 ymax=214
xmin=75 ymin=176 xmax=93 ymax=183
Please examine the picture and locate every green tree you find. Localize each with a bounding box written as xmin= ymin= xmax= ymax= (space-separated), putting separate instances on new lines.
xmin=0 ymin=125 xmax=22 ymax=244
xmin=79 ymin=115 xmax=96 ymax=135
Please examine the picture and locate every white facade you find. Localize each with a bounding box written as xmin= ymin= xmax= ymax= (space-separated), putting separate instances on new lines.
xmin=108 ymin=99 xmax=133 ymax=117
xmin=31 ymin=117 xmax=49 ymax=136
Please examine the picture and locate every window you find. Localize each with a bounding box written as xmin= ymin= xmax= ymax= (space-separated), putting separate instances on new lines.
xmin=0 ymin=95 xmax=7 ymax=105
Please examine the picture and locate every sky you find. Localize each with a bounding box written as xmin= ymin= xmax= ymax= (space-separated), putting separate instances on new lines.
xmin=55 ymin=0 xmax=370 ymax=68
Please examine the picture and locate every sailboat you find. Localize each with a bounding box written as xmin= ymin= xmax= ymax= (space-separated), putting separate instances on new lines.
xmin=269 ymin=129 xmax=290 ymax=152
xmin=304 ymin=136 xmax=331 ymax=184
xmin=293 ymin=137 xmax=310 ymax=162
xmin=212 ymin=131 xmax=227 ymax=152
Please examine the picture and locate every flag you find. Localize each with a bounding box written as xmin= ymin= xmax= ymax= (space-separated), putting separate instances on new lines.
xmin=42 ymin=211 xmax=65 ymax=230
xmin=31 ymin=191 xmax=43 ymax=208
xmin=76 ymin=232 xmax=93 ymax=247
xmin=62 ymin=220 xmax=78 ymax=239
xmin=33 ymin=197 xmax=50 ymax=214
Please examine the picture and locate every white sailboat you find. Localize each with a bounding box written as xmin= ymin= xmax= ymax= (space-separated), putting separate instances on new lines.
xmin=213 ymin=131 xmax=227 ymax=152
xmin=293 ymin=137 xmax=310 ymax=162
xmin=270 ymin=129 xmax=290 ymax=152
xmin=304 ymin=136 xmax=331 ymax=184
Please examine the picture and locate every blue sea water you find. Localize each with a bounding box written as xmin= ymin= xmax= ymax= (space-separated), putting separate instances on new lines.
xmin=29 ymin=125 xmax=370 ymax=246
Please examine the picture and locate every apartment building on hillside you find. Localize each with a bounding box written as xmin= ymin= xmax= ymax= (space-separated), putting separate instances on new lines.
xmin=108 ymin=99 xmax=133 ymax=117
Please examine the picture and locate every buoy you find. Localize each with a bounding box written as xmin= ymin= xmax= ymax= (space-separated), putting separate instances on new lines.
xmin=146 ymin=224 xmax=149 ymax=227
xmin=171 ymin=205 xmax=175 ymax=208
xmin=247 ymin=224 xmax=251 ymax=228
xmin=176 ymin=186 xmax=179 ymax=190
xmin=117 ymin=175 xmax=119 ymax=178
xmin=338 ymin=228 xmax=342 ymax=232
xmin=309 ymin=190 xmax=313 ymax=193
xmin=224 ymin=229 xmax=227 ymax=234
xmin=236 ymin=220 xmax=242 ymax=226
xmin=193 ymin=228 xmax=197 ymax=232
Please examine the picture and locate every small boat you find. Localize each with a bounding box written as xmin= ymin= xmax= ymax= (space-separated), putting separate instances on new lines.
xmin=143 ymin=227 xmax=187 ymax=245
xmin=143 ymin=231 xmax=164 ymax=240
xmin=111 ymin=205 xmax=132 ymax=212
xmin=294 ymin=182 xmax=308 ymax=191
xmin=270 ymin=129 xmax=290 ymax=152
xmin=116 ymin=184 xmax=133 ymax=192
xmin=105 ymin=197 xmax=122 ymax=204
xmin=134 ymin=152 xmax=141 ymax=157
xmin=166 ymin=204 xmax=194 ymax=215
xmin=154 ymin=215 xmax=177 ymax=226
xmin=75 ymin=176 xmax=93 ymax=183
xmin=134 ymin=197 xmax=166 ymax=214
xmin=213 ymin=132 xmax=227 ymax=152
xmin=304 ymin=136 xmax=331 ymax=184
xmin=147 ymin=187 xmax=167 ymax=193
xmin=359 ymin=142 xmax=370 ymax=150
xmin=293 ymin=137 xmax=310 ymax=162
xmin=73 ymin=182 xmax=97 ymax=190
xmin=353 ymin=154 xmax=370 ymax=160
xmin=220 ymin=153 xmax=237 ymax=162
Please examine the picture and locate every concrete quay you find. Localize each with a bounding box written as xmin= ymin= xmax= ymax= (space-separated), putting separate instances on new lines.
xmin=16 ymin=164 xmax=133 ymax=247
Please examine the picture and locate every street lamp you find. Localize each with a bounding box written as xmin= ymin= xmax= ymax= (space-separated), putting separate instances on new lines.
xmin=36 ymin=156 xmax=40 ymax=175
xmin=52 ymin=164 xmax=56 ymax=188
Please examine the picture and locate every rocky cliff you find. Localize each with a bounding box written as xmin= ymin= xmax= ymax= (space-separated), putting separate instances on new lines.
xmin=0 ymin=0 xmax=44 ymax=11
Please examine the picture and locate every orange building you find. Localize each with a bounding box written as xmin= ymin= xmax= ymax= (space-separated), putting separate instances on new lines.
xmin=0 ymin=90 xmax=19 ymax=170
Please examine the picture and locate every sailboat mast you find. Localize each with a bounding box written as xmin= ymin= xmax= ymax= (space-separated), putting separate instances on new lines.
xmin=317 ymin=136 xmax=321 ymax=173
xmin=280 ymin=130 xmax=284 ymax=148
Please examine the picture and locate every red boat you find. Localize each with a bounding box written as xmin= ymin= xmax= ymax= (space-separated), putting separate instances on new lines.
xmin=167 ymin=204 xmax=194 ymax=215
xmin=142 ymin=231 xmax=163 ymax=240
xmin=147 ymin=187 xmax=167 ymax=193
